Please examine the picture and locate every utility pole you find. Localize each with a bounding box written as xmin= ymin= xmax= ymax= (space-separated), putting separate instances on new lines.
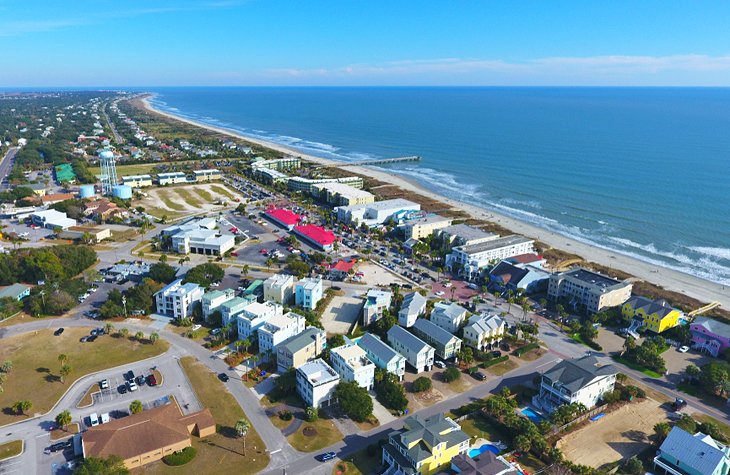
xmin=122 ymin=295 xmax=127 ymax=318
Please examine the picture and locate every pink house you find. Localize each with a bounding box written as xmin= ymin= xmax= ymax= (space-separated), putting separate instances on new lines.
xmin=690 ymin=317 xmax=730 ymax=357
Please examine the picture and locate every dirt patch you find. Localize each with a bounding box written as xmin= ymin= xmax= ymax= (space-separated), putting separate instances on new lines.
xmin=556 ymin=398 xmax=669 ymax=469
xmin=320 ymin=295 xmax=363 ymax=334
xmin=135 ymin=183 xmax=238 ymax=217
xmin=302 ymin=426 xmax=318 ymax=437
xmin=357 ymin=262 xmax=407 ymax=287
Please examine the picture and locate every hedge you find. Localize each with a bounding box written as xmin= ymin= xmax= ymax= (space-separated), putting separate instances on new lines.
xmin=514 ymin=343 xmax=540 ymax=357
xmin=162 ymin=447 xmax=197 ymax=466
xmin=482 ymin=356 xmax=509 ymax=368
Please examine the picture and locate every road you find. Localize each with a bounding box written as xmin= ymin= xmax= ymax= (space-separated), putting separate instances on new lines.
xmin=0 ymin=147 xmax=18 ymax=191
xmin=102 ymin=103 xmax=123 ymax=144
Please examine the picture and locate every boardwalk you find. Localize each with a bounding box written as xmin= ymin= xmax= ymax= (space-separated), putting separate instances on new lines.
xmin=316 ymin=155 xmax=421 ymax=168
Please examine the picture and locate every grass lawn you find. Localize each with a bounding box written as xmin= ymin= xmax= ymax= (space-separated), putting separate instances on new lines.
xmin=692 ymin=413 xmax=730 ymax=443
xmin=517 ymin=348 xmax=546 ymax=362
xmin=355 ymin=415 xmax=379 ymax=431
xmin=193 ymin=187 xmax=214 ymax=202
xmin=0 ymin=328 xmax=169 ymax=425
xmin=612 ymin=356 xmax=662 ymax=378
xmin=333 ymin=448 xmax=383 ymax=475
xmin=458 ymin=413 xmax=509 ymax=441
xmin=51 ymin=423 xmax=80 ymax=440
xmin=0 ymin=440 xmax=22 ymax=461
xmin=77 ymin=383 xmax=100 ymax=408
xmin=108 ymin=228 xmax=139 ymax=242
xmin=678 ymin=382 xmax=730 ymax=411
xmin=157 ymin=190 xmax=187 ymax=211
xmin=173 ymin=187 xmax=204 ymax=207
xmin=210 ymin=185 xmax=235 ymax=200
xmin=89 ymin=163 xmax=158 ymax=176
xmin=0 ymin=311 xmax=42 ymax=328
xmin=142 ymin=357 xmax=270 ymax=475
xmin=486 ymin=359 xmax=519 ymax=376
xmin=287 ymin=417 xmax=343 ymax=452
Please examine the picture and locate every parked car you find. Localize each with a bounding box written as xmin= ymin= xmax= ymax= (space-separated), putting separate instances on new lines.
xmin=99 ymin=379 xmax=109 ymax=390
xmin=218 ymin=373 xmax=230 ymax=382
xmin=316 ymin=452 xmax=336 ymax=462
xmin=54 ymin=328 xmax=65 ymax=336
xmin=118 ymin=384 xmax=128 ymax=394
xmin=100 ymin=413 xmax=110 ymax=424
xmin=135 ymin=375 xmax=146 ymax=386
xmin=491 ymin=350 xmax=502 ymax=358
xmin=127 ymin=381 xmax=138 ymax=392
xmin=472 ymin=372 xmax=487 ymax=381
xmin=89 ymin=413 xmax=100 ymax=427
xmin=125 ymin=370 xmax=135 ymax=381
xmin=673 ymin=398 xmax=687 ymax=412
xmin=434 ymin=360 xmax=446 ymax=369
xmin=678 ymin=345 xmax=690 ymax=353
xmin=146 ymin=374 xmax=158 ymax=386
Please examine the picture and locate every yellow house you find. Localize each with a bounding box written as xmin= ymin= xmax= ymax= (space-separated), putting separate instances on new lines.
xmin=382 ymin=413 xmax=469 ymax=475
xmin=622 ymin=296 xmax=681 ymax=333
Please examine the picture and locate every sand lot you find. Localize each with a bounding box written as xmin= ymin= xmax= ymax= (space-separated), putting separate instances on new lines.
xmin=358 ymin=262 xmax=407 ymax=286
xmin=136 ymin=183 xmax=240 ymax=217
xmin=321 ymin=295 xmax=364 ymax=334
xmin=557 ymin=398 xmax=669 ymax=469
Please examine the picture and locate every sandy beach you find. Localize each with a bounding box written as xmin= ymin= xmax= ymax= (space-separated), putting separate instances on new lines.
xmin=140 ymin=96 xmax=730 ymax=310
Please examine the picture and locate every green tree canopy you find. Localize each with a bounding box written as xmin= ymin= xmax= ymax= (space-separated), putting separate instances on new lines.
xmin=334 ymin=381 xmax=373 ymax=422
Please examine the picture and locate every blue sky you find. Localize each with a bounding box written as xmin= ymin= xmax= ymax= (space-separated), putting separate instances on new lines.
xmin=2 ymin=0 xmax=730 ymax=86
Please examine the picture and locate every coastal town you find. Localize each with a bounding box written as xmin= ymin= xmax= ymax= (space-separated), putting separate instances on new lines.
xmin=0 ymin=90 xmax=729 ymax=475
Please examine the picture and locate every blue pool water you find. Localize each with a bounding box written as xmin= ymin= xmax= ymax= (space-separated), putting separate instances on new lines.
xmin=521 ymin=408 xmax=543 ymax=422
xmin=468 ymin=444 xmax=500 ymax=458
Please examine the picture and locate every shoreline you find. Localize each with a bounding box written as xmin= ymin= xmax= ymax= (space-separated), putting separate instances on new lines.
xmin=138 ymin=95 xmax=730 ymax=310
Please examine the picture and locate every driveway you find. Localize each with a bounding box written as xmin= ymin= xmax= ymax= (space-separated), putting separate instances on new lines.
xmin=370 ymin=395 xmax=396 ymax=425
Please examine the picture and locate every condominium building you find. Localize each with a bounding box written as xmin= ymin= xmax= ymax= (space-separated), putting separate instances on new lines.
xmin=236 ymin=301 xmax=284 ymax=339
xmin=296 ymin=359 xmax=340 ymax=408
xmin=193 ymin=169 xmax=222 ymax=182
xmin=154 ymin=279 xmax=204 ymax=321
xmin=387 ymin=325 xmax=435 ymax=373
xmin=263 ymin=274 xmax=295 ymax=304
xmin=335 ymin=198 xmax=421 ymax=227
xmin=295 ymin=278 xmax=323 ymax=310
xmin=446 ymin=235 xmax=535 ymax=280
xmin=357 ymin=333 xmax=406 ymax=381
xmin=277 ymin=327 xmax=327 ymax=372
xmin=462 ymin=312 xmax=506 ymax=351
xmin=430 ymin=301 xmax=468 ymax=333
xmin=312 ymin=182 xmax=375 ymax=206
xmin=220 ymin=296 xmax=254 ymax=326
xmin=548 ymin=267 xmax=633 ymax=314
xmin=400 ymin=214 xmax=453 ymax=240
xmin=288 ymin=176 xmax=363 ymax=193
xmin=412 ymin=318 xmax=462 ymax=360
xmin=330 ymin=343 xmax=376 ymax=390
xmin=157 ymin=172 xmax=188 ymax=185
xmin=436 ymin=224 xmax=497 ymax=247
xmin=201 ymin=288 xmax=235 ymax=321
xmin=398 ymin=292 xmax=427 ymax=328
xmin=258 ymin=312 xmax=305 ymax=358
xmin=122 ymin=174 xmax=153 ymax=188
xmin=533 ymin=356 xmax=617 ymax=413
xmin=362 ymin=288 xmax=393 ymax=326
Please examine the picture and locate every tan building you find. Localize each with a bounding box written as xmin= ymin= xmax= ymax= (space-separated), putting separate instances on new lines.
xmin=277 ymin=327 xmax=327 ymax=372
xmin=263 ymin=273 xmax=295 ymax=304
xmin=84 ymin=198 xmax=129 ymax=220
xmin=312 ymin=182 xmax=375 ymax=206
xmin=400 ymin=214 xmax=452 ymax=240
xmin=548 ymin=267 xmax=633 ymax=314
xmin=59 ymin=225 xmax=112 ymax=243
xmin=82 ymin=401 xmax=215 ymax=470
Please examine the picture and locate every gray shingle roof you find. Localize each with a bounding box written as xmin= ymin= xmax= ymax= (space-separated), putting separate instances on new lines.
xmin=658 ymin=426 xmax=730 ymax=475
xmin=543 ymin=356 xmax=616 ymax=393
xmin=280 ymin=327 xmax=324 ymax=354
xmin=395 ymin=414 xmax=469 ymax=463
xmin=413 ymin=318 xmax=460 ymax=346
xmin=624 ymin=295 xmax=676 ymax=318
xmin=388 ymin=325 xmax=432 ymax=353
xmin=465 ymin=313 xmax=505 ymax=334
xmin=432 ymin=301 xmax=467 ymax=322
xmin=357 ymin=333 xmax=403 ymax=365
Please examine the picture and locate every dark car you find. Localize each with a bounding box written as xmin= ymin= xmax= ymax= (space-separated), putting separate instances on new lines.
xmin=673 ymin=398 xmax=687 ymax=411
xmin=147 ymin=374 xmax=157 ymax=386
xmin=472 ymin=372 xmax=487 ymax=381
xmin=125 ymin=370 xmax=135 ymax=382
xmin=49 ymin=441 xmax=67 ymax=452
xmin=218 ymin=373 xmax=230 ymax=382
xmin=118 ymin=384 xmax=128 ymax=394
xmin=87 ymin=334 xmax=97 ymax=342
xmin=136 ymin=375 xmax=146 ymax=386
xmin=491 ymin=350 xmax=502 ymax=358
xmin=54 ymin=328 xmax=65 ymax=336
xmin=316 ymin=452 xmax=336 ymax=462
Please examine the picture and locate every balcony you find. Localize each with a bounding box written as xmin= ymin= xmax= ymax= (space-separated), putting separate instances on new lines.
xmin=653 ymin=456 xmax=685 ymax=475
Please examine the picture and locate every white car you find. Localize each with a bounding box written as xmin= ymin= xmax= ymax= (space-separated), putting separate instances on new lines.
xmin=89 ymin=413 xmax=99 ymax=427
xmin=128 ymin=381 xmax=138 ymax=391
xmin=435 ymin=291 xmax=445 ymax=296
xmin=100 ymin=413 xmax=110 ymax=424
xmin=99 ymin=379 xmax=109 ymax=390
xmin=678 ymin=345 xmax=690 ymax=353
xmin=443 ymin=282 xmax=453 ymax=288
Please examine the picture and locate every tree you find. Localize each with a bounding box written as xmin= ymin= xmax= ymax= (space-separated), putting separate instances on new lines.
xmin=442 ymin=367 xmax=461 ymax=383
xmin=335 ymin=381 xmax=373 ymax=422
xmin=149 ymin=332 xmax=159 ymax=344
xmin=60 ymin=364 xmax=72 ymax=383
xmin=374 ymin=371 xmax=408 ymax=412
xmin=685 ymin=363 xmax=701 ymax=380
xmin=676 ymin=414 xmax=697 ymax=433
xmin=1 ymin=360 xmax=12 ymax=373
xmin=328 ymin=334 xmax=346 ymax=349
xmin=623 ymin=456 xmax=644 ymax=475
xmin=135 ymin=331 xmax=145 ymax=341
xmin=12 ymin=400 xmax=32 ymax=415
xmin=412 ymin=377 xmax=432 ymax=393
xmin=73 ymin=455 xmax=129 ymax=475
xmin=183 ymin=263 xmax=224 ymax=287
xmin=654 ymin=422 xmax=671 ymax=441
xmin=514 ymin=434 xmax=532 ymax=453
xmin=239 ymin=337 xmax=251 ymax=354
xmin=305 ymin=406 xmax=319 ymax=422
xmin=148 ymin=262 xmax=177 ymax=284
xmin=119 ymin=328 xmax=129 ymax=338
xmin=57 ymin=353 xmax=68 ymax=366
xmin=241 ymin=264 xmax=250 ymax=280
xmin=104 ymin=323 xmax=115 ymax=335
xmin=129 ymin=400 xmax=143 ymax=414
xmin=56 ymin=410 xmax=72 ymax=430
xmin=235 ymin=418 xmax=250 ymax=455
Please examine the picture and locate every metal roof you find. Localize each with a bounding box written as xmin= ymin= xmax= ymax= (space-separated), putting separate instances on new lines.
xmin=658 ymin=427 xmax=730 ymax=475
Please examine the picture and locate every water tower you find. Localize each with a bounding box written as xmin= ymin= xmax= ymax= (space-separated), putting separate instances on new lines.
xmin=99 ymin=150 xmax=118 ymax=196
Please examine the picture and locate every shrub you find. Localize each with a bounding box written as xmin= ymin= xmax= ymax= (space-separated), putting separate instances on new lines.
xmin=278 ymin=410 xmax=293 ymax=421
xmin=442 ymin=367 xmax=461 ymax=383
xmin=162 ymin=447 xmax=197 ymax=466
xmin=412 ymin=377 xmax=432 ymax=393
xmin=482 ymin=356 xmax=509 ymax=368
xmin=514 ymin=342 xmax=540 ymax=356
xmin=623 ymin=456 xmax=643 ymax=474
xmin=467 ymin=366 xmax=479 ymax=375
xmin=305 ymin=406 xmax=318 ymax=422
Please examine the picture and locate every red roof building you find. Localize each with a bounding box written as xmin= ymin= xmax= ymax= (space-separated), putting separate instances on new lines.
xmin=508 ymin=253 xmax=546 ymax=267
xmin=293 ymin=224 xmax=337 ymax=251
xmin=330 ymin=259 xmax=356 ymax=278
xmin=264 ymin=208 xmax=302 ymax=230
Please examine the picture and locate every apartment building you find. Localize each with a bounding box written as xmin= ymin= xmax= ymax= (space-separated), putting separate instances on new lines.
xmin=219 ymin=296 xmax=255 ymax=326
xmin=258 ymin=311 xmax=305 ymax=357
xmin=446 ymin=235 xmax=535 ymax=280
xmin=201 ymin=288 xmax=235 ymax=321
xmin=154 ymin=279 xmax=204 ymax=321
xmin=277 ymin=327 xmax=327 ymax=372
xmin=387 ymin=325 xmax=435 ymax=373
xmin=122 ymin=174 xmax=153 ymax=188
xmin=312 ymin=182 xmax=375 ymax=206
xmin=236 ymin=301 xmax=284 ymax=339
xmin=296 ymin=359 xmax=340 ymax=408
xmin=548 ymin=267 xmax=633 ymax=314
xmin=400 ymin=214 xmax=452 ymax=240
xmin=263 ymin=273 xmax=295 ymax=304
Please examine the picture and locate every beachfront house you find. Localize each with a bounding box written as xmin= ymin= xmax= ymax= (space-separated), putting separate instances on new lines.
xmin=621 ymin=296 xmax=682 ymax=333
xmin=690 ymin=317 xmax=730 ymax=357
xmin=533 ymin=355 xmax=617 ymax=413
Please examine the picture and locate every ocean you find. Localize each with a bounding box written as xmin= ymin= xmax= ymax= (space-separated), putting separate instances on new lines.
xmin=146 ymin=87 xmax=730 ymax=286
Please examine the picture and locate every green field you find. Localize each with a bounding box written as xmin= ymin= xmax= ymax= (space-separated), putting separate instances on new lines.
xmin=194 ymin=187 xmax=214 ymax=202
xmin=0 ymin=440 xmax=22 ymax=461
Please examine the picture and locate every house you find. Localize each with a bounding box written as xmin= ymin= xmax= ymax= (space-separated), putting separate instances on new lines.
xmin=622 ymin=296 xmax=682 ymax=334
xmin=436 ymin=224 xmax=497 ymax=247
xmin=330 ymin=343 xmax=376 ymax=390
xmin=691 ymin=317 xmax=730 ymax=358
xmin=28 ymin=183 xmax=47 ymax=196
xmin=54 ymin=163 xmax=76 ymax=183
xmin=105 ymin=261 xmax=150 ymax=283
xmin=263 ymin=207 xmax=302 ymax=231
xmin=59 ymin=225 xmax=112 ymax=243
xmin=382 ymin=413 xmax=470 ymax=475
xmin=446 ymin=235 xmax=535 ymax=280
xmin=201 ymin=289 xmax=235 ymax=321
xmin=263 ymin=274 xmax=295 ymax=305
xmin=293 ymin=224 xmax=337 ymax=251
xmin=236 ymin=301 xmax=284 ymax=339
xmin=400 ymin=214 xmax=452 ymax=240
xmin=653 ymin=426 xmax=730 ymax=475
xmin=398 ymin=292 xmax=427 ymax=328
xmin=488 ymin=261 xmax=550 ymax=294
xmin=312 ymin=182 xmax=375 ymax=206
xmin=154 ymin=279 xmax=204 ymax=320
xmin=430 ymin=301 xmax=468 ymax=333
xmin=40 ymin=193 xmax=76 ymax=205
xmin=219 ymin=296 xmax=254 ymax=326
xmin=242 ymin=279 xmax=264 ymax=301
xmin=387 ymin=325 xmax=435 ymax=373
xmin=335 ymin=198 xmax=421 ymax=227
xmin=277 ymin=327 xmax=327 ymax=372
xmin=462 ymin=312 xmax=506 ymax=351
xmin=451 ymin=451 xmax=520 ymax=475
xmin=258 ymin=311 xmax=305 ymax=358
xmin=84 ymin=198 xmax=129 ymax=221
xmin=548 ymin=268 xmax=633 ymax=314
xmin=295 ymin=278 xmax=323 ymax=310
xmin=30 ymin=209 xmax=76 ymax=230
xmin=533 ymin=355 xmax=617 ymax=413
xmin=362 ymin=288 xmax=393 ymax=326
xmin=81 ymin=400 xmax=215 ymax=470
xmin=506 ymin=253 xmax=546 ymax=269
xmin=0 ymin=283 xmax=31 ymax=301
xmin=412 ymin=318 xmax=462 ymax=360
xmin=330 ymin=259 xmax=356 ymax=280
xmin=296 ymin=359 xmax=340 ymax=408
xmin=357 ymin=333 xmax=406 ymax=381
xmin=122 ymin=175 xmax=153 ymax=188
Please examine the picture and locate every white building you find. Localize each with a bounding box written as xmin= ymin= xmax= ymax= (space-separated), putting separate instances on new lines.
xmin=436 ymin=224 xmax=497 ymax=247
xmin=330 ymin=343 xmax=376 ymax=390
xmin=335 ymin=198 xmax=421 ymax=227
xmin=122 ymin=175 xmax=153 ymax=188
xmin=446 ymin=235 xmax=535 ymax=280
xmin=548 ymin=268 xmax=633 ymax=314
xmin=295 ymin=278 xmax=323 ymax=310
xmin=154 ymin=279 xmax=204 ymax=320
xmin=462 ymin=312 xmax=506 ymax=351
xmin=296 ymin=359 xmax=340 ymax=408
xmin=362 ymin=289 xmax=393 ymax=326
xmin=288 ymin=176 xmax=363 ymax=193
xmin=30 ymin=209 xmax=76 ymax=230
xmin=162 ymin=217 xmax=235 ymax=256
xmin=263 ymin=274 xmax=295 ymax=305
xmin=158 ymin=172 xmax=188 ymax=185
xmin=387 ymin=325 xmax=435 ymax=374
xmin=357 ymin=333 xmax=406 ymax=381
xmin=533 ymin=356 xmax=617 ymax=413
xmin=430 ymin=302 xmax=468 ymax=333
xmin=201 ymin=289 xmax=235 ymax=321
xmin=398 ymin=292 xmax=427 ymax=328
xmin=220 ymin=296 xmax=255 ymax=326
xmin=400 ymin=214 xmax=452 ymax=240
xmin=193 ymin=169 xmax=222 ymax=182
xmin=258 ymin=311 xmax=305 ymax=358
xmin=237 ymin=301 xmax=284 ymax=339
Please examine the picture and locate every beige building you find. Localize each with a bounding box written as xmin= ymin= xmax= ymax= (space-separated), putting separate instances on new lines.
xmin=263 ymin=274 xmax=295 ymax=304
xmin=193 ymin=169 xmax=222 ymax=182
xmin=312 ymin=182 xmax=375 ymax=206
xmin=276 ymin=326 xmax=326 ymax=372
xmin=81 ymin=401 xmax=215 ymax=470
xmin=122 ymin=174 xmax=153 ymax=188
xmin=59 ymin=225 xmax=112 ymax=243
xmin=548 ymin=267 xmax=633 ymax=314
xmin=400 ymin=214 xmax=452 ymax=240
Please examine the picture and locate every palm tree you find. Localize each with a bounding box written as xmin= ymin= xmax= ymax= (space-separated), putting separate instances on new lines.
xmin=120 ymin=328 xmax=130 ymax=339
xmin=59 ymin=364 xmax=72 ymax=383
xmin=135 ymin=331 xmax=145 ymax=341
xmin=149 ymin=332 xmax=160 ymax=344
xmin=57 ymin=354 xmax=68 ymax=366
xmin=235 ymin=418 xmax=251 ymax=455
xmin=55 ymin=410 xmax=72 ymax=430
xmin=241 ymin=264 xmax=250 ymax=280
xmin=104 ymin=323 xmax=115 ymax=335
xmin=1 ymin=360 xmax=13 ymax=373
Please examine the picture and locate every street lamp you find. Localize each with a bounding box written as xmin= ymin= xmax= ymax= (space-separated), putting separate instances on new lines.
xmin=122 ymin=295 xmax=127 ymax=318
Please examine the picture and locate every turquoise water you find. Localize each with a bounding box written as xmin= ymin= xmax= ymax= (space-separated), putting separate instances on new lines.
xmin=146 ymin=87 xmax=730 ymax=286
xmin=468 ymin=444 xmax=500 ymax=458
xmin=521 ymin=407 xmax=543 ymax=422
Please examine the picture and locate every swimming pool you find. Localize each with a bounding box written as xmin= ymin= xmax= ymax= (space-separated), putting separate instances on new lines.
xmin=468 ymin=444 xmax=500 ymax=458
xmin=520 ymin=407 xmax=543 ymax=422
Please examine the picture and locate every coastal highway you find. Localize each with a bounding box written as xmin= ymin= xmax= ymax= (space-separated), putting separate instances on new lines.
xmin=0 ymin=146 xmax=18 ymax=190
